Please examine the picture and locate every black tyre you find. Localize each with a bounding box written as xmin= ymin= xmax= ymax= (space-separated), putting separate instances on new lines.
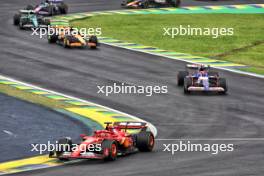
xmin=55 ymin=137 xmax=72 ymax=161
xmin=48 ymin=6 xmax=54 ymax=16
xmin=141 ymin=0 xmax=149 ymax=8
xmin=48 ymin=34 xmax=58 ymax=43
xmin=175 ymin=0 xmax=181 ymax=7
xmin=13 ymin=14 xmax=20 ymax=26
xmin=184 ymin=77 xmax=192 ymax=94
xmin=88 ymin=35 xmax=98 ymax=49
xmin=177 ymin=71 xmax=188 ymax=86
xmin=43 ymin=18 xmax=50 ymax=26
xmin=19 ymin=20 xmax=25 ymax=30
xmin=219 ymin=78 xmax=227 ymax=94
xmin=167 ymin=0 xmax=181 ymax=7
xmin=168 ymin=0 xmax=180 ymax=7
xmin=136 ymin=131 xmax=154 ymax=152
xmin=63 ymin=37 xmax=70 ymax=48
xmin=102 ymin=140 xmax=118 ymax=161
xmin=59 ymin=3 xmax=68 ymax=14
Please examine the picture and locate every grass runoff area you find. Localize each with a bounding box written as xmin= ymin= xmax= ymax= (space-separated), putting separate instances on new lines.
xmin=72 ymin=14 xmax=264 ymax=75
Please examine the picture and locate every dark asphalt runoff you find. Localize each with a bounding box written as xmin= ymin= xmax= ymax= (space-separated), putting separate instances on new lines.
xmin=0 ymin=93 xmax=89 ymax=162
xmin=0 ymin=0 xmax=264 ymax=175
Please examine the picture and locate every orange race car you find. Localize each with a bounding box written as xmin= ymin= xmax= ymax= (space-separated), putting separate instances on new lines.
xmin=47 ymin=27 xmax=98 ymax=49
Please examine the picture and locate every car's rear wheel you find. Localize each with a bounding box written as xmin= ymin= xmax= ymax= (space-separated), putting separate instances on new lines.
xmin=184 ymin=77 xmax=192 ymax=94
xmin=168 ymin=0 xmax=180 ymax=7
xmin=136 ymin=131 xmax=154 ymax=152
xmin=59 ymin=3 xmax=68 ymax=14
xmin=63 ymin=38 xmax=70 ymax=48
xmin=48 ymin=34 xmax=58 ymax=43
xmin=102 ymin=140 xmax=118 ymax=161
xmin=19 ymin=21 xmax=25 ymax=30
xmin=48 ymin=6 xmax=54 ymax=16
xmin=88 ymin=35 xmax=98 ymax=49
xmin=175 ymin=0 xmax=181 ymax=7
xmin=177 ymin=71 xmax=188 ymax=86
xmin=141 ymin=0 xmax=149 ymax=8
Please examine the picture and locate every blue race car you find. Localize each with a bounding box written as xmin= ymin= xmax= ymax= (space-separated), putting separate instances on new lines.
xmin=177 ymin=64 xmax=227 ymax=94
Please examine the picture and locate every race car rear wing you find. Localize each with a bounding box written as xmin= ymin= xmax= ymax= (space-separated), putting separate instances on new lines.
xmin=48 ymin=0 xmax=64 ymax=3
xmin=19 ymin=10 xmax=35 ymax=14
xmin=113 ymin=122 xmax=147 ymax=130
xmin=186 ymin=64 xmax=210 ymax=69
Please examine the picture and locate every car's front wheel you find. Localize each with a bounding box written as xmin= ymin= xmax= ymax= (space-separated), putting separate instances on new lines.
xmin=177 ymin=71 xmax=189 ymax=86
xmin=102 ymin=140 xmax=118 ymax=161
xmin=219 ymin=78 xmax=227 ymax=94
xmin=184 ymin=77 xmax=192 ymax=94
xmin=55 ymin=137 xmax=72 ymax=161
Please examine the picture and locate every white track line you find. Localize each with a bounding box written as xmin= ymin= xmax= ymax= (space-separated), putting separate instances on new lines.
xmin=0 ymin=75 xmax=157 ymax=137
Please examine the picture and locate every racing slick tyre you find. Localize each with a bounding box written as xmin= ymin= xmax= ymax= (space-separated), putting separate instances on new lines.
xmin=48 ymin=6 xmax=54 ymax=16
xmin=49 ymin=137 xmax=72 ymax=161
xmin=175 ymin=0 xmax=181 ymax=7
xmin=48 ymin=34 xmax=58 ymax=43
xmin=136 ymin=131 xmax=154 ymax=152
xmin=63 ymin=37 xmax=70 ymax=48
xmin=88 ymin=35 xmax=98 ymax=49
xmin=43 ymin=18 xmax=50 ymax=26
xmin=177 ymin=71 xmax=188 ymax=86
xmin=13 ymin=14 xmax=20 ymax=26
xmin=141 ymin=0 xmax=150 ymax=8
xmin=102 ymin=140 xmax=118 ymax=161
xmin=168 ymin=0 xmax=181 ymax=7
xmin=184 ymin=77 xmax=192 ymax=94
xmin=59 ymin=3 xmax=68 ymax=14
xmin=54 ymin=137 xmax=72 ymax=161
xmin=219 ymin=78 xmax=228 ymax=94
xmin=19 ymin=20 xmax=25 ymax=30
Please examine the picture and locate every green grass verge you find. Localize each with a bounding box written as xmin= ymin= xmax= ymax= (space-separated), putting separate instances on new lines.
xmin=72 ymin=14 xmax=264 ymax=74
xmin=0 ymin=84 xmax=73 ymax=109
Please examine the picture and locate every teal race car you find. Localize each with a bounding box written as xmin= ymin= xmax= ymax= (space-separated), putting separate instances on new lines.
xmin=13 ymin=10 xmax=50 ymax=29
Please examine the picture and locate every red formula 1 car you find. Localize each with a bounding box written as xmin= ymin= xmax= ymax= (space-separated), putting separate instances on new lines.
xmin=49 ymin=122 xmax=155 ymax=161
xmin=177 ymin=64 xmax=227 ymax=94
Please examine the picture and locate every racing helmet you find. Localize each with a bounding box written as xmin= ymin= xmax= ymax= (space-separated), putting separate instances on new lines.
xmin=199 ymin=65 xmax=206 ymax=71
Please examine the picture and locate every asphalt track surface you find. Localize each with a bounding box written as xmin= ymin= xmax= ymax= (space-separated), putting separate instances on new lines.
xmin=0 ymin=0 xmax=264 ymax=175
xmin=0 ymin=93 xmax=89 ymax=163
